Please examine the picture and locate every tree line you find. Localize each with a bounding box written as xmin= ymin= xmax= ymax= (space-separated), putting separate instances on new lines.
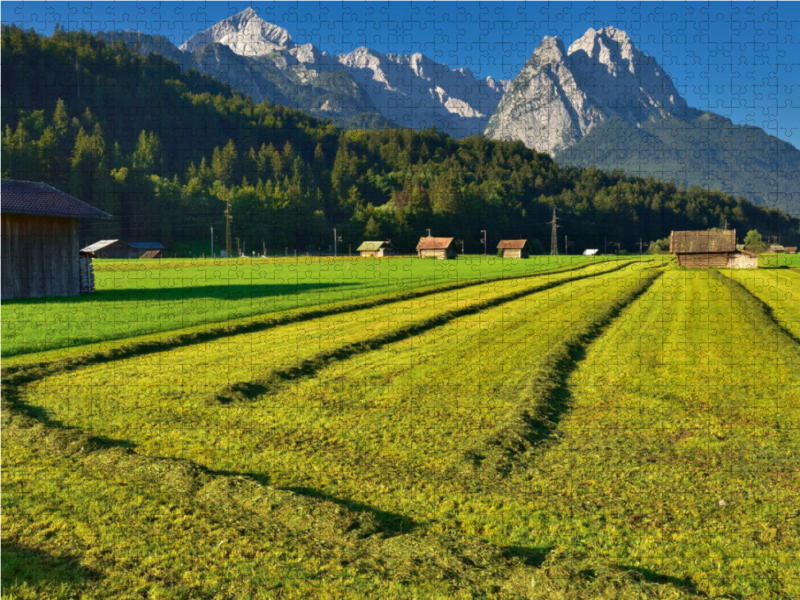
xmin=3 ymin=24 xmax=797 ymax=255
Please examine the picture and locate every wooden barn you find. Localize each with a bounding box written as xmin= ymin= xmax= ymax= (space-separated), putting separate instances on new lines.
xmin=497 ymin=240 xmax=530 ymax=258
xmin=1 ymin=179 xmax=111 ymax=300
xmin=670 ymin=229 xmax=757 ymax=268
xmin=81 ymin=239 xmax=138 ymax=259
xmin=417 ymin=236 xmax=457 ymax=259
xmin=357 ymin=240 xmax=396 ymax=257
xmin=140 ymin=250 xmax=163 ymax=259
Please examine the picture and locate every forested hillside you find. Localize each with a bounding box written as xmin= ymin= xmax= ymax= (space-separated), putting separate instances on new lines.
xmin=3 ymin=25 xmax=797 ymax=253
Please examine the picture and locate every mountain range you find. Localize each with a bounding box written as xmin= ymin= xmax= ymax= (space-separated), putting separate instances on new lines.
xmin=99 ymin=8 xmax=799 ymax=214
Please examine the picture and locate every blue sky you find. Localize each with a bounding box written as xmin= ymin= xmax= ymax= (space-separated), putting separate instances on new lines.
xmin=5 ymin=1 xmax=800 ymax=144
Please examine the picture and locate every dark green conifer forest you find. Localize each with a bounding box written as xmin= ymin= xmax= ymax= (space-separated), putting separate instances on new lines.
xmin=3 ymin=25 xmax=797 ymax=254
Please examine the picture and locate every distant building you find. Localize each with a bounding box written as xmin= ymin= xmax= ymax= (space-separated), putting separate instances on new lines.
xmin=140 ymin=250 xmax=163 ymax=259
xmin=769 ymin=244 xmax=786 ymax=253
xmin=357 ymin=240 xmax=396 ymax=257
xmin=416 ymin=236 xmax=456 ymax=259
xmin=670 ymin=230 xmax=757 ymax=268
xmin=583 ymin=249 xmax=599 ymax=256
xmin=784 ymin=247 xmax=797 ymax=254
xmin=129 ymin=242 xmax=166 ymax=257
xmin=81 ymin=239 xmax=138 ymax=259
xmin=497 ymin=240 xmax=530 ymax=258
xmin=1 ymin=179 xmax=111 ymax=299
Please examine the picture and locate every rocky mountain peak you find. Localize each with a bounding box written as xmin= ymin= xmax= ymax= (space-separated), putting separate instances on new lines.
xmin=180 ymin=8 xmax=294 ymax=56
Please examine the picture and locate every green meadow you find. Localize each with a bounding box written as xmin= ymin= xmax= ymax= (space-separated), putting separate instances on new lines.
xmin=3 ymin=257 xmax=799 ymax=599
xmin=2 ymin=255 xmax=600 ymax=358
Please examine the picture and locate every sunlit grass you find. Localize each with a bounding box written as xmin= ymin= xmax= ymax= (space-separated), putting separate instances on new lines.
xmin=2 ymin=255 xmax=598 ymax=357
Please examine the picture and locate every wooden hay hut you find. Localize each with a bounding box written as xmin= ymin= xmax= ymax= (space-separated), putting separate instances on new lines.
xmin=2 ymin=179 xmax=111 ymax=299
xmin=357 ymin=240 xmax=395 ymax=257
xmin=416 ymin=236 xmax=456 ymax=259
xmin=497 ymin=239 xmax=530 ymax=258
xmin=670 ymin=229 xmax=757 ymax=268
xmin=140 ymin=250 xmax=163 ymax=259
xmin=81 ymin=239 xmax=138 ymax=259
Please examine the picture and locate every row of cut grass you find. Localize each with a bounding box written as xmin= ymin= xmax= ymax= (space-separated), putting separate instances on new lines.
xmin=720 ymin=267 xmax=800 ymax=339
xmin=18 ymin=264 xmax=650 ymax=509
xmin=2 ymin=255 xmax=607 ymax=357
xmin=450 ymin=269 xmax=800 ymax=598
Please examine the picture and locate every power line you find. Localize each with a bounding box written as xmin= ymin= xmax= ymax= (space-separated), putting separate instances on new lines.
xmin=547 ymin=208 xmax=560 ymax=256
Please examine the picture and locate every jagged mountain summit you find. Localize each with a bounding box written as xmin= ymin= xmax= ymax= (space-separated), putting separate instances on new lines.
xmin=100 ymin=8 xmax=506 ymax=137
xmin=486 ymin=27 xmax=799 ymax=212
xmin=180 ymin=7 xmax=295 ymax=55
xmin=485 ymin=27 xmax=688 ymax=155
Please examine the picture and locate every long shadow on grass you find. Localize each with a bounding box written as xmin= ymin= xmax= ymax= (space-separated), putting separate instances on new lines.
xmin=1 ymin=541 xmax=100 ymax=589
xmin=285 ymin=486 xmax=418 ymax=535
xmin=500 ymin=545 xmax=552 ymax=567
xmin=615 ymin=565 xmax=721 ymax=598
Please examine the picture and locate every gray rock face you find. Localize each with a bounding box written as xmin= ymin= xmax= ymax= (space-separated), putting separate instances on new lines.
xmin=180 ymin=7 xmax=295 ymax=56
xmin=485 ymin=28 xmax=686 ymax=154
xmin=110 ymin=8 xmax=507 ymax=136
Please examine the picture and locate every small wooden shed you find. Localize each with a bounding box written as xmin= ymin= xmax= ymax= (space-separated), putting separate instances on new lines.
xmin=81 ymin=239 xmax=138 ymax=259
xmin=417 ymin=236 xmax=456 ymax=259
xmin=1 ymin=179 xmax=111 ymax=299
xmin=497 ymin=240 xmax=530 ymax=258
xmin=670 ymin=229 xmax=757 ymax=268
xmin=357 ymin=240 xmax=396 ymax=257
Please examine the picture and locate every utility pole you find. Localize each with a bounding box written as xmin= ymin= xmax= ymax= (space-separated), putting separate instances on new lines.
xmin=236 ymin=237 xmax=240 ymax=257
xmin=604 ymin=236 xmax=607 ymax=255
xmin=548 ymin=208 xmax=560 ymax=256
xmin=564 ymin=234 xmax=570 ymax=255
xmin=333 ymin=228 xmax=341 ymax=257
xmin=210 ymin=226 xmax=214 ymax=258
xmin=225 ymin=202 xmax=232 ymax=258
xmin=481 ymin=230 xmax=487 ymax=255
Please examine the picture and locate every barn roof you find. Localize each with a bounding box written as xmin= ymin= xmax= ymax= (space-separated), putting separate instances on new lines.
xmin=497 ymin=239 xmax=528 ymax=250
xmin=417 ymin=237 xmax=454 ymax=250
xmin=357 ymin=241 xmax=391 ymax=252
xmin=2 ymin=179 xmax=111 ymax=219
xmin=128 ymin=242 xmax=165 ymax=250
xmin=81 ymin=239 xmax=132 ymax=252
xmin=670 ymin=230 xmax=736 ymax=254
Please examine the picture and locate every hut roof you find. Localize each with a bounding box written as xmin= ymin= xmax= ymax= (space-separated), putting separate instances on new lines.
xmin=417 ymin=237 xmax=454 ymax=250
xmin=140 ymin=250 xmax=163 ymax=259
xmin=129 ymin=242 xmax=165 ymax=250
xmin=671 ymin=230 xmax=736 ymax=254
xmin=81 ymin=239 xmax=132 ymax=253
xmin=497 ymin=240 xmax=528 ymax=250
xmin=2 ymin=179 xmax=111 ymax=219
xmin=357 ymin=241 xmax=392 ymax=252
xmin=784 ymin=247 xmax=797 ymax=254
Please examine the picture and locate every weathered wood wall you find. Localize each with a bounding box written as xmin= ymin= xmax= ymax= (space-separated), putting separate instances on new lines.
xmin=676 ymin=253 xmax=730 ymax=268
xmin=501 ymin=249 xmax=528 ymax=258
xmin=2 ymin=214 xmax=80 ymax=299
xmin=419 ymin=248 xmax=455 ymax=259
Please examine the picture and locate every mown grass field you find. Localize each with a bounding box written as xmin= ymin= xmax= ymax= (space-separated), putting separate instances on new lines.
xmin=1 ymin=255 xmax=600 ymax=358
xmin=3 ymin=256 xmax=798 ymax=599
